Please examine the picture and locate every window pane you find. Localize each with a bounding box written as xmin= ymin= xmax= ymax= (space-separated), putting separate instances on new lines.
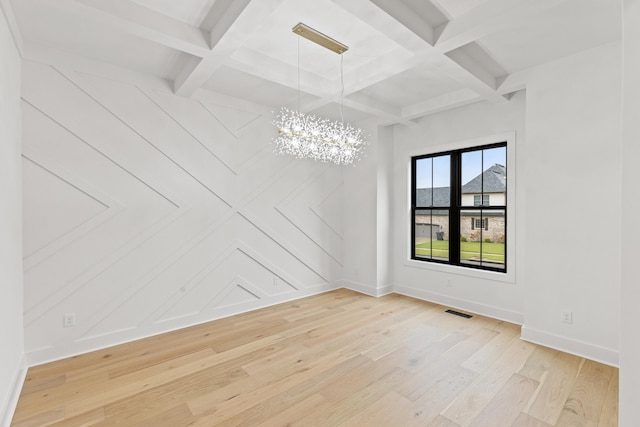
xmin=460 ymin=209 xmax=505 ymax=270
xmin=432 ymin=155 xmax=450 ymax=207
xmin=415 ymin=158 xmax=432 ymax=207
xmin=460 ymin=210 xmax=481 ymax=266
xmin=414 ymin=210 xmax=449 ymax=261
xmin=461 ymin=151 xmax=482 ymax=207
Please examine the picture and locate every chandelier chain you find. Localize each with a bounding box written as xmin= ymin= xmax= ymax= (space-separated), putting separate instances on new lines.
xmin=297 ymin=36 xmax=300 ymax=112
xmin=340 ymin=54 xmax=344 ymax=124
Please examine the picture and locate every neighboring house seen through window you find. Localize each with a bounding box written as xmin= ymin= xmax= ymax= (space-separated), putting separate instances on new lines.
xmin=411 ymin=142 xmax=507 ymax=272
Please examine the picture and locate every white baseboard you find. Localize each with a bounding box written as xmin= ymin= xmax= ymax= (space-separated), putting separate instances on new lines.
xmin=340 ymin=279 xmax=393 ymax=297
xmin=393 ymin=284 xmax=524 ymax=325
xmin=1 ymin=353 xmax=27 ymax=427
xmin=521 ymin=326 xmax=619 ymax=367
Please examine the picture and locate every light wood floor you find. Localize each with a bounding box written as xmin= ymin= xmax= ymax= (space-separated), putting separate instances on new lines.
xmin=11 ymin=289 xmax=618 ymax=426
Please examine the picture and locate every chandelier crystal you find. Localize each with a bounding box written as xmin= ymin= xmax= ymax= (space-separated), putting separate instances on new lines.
xmin=273 ymin=107 xmax=367 ymax=165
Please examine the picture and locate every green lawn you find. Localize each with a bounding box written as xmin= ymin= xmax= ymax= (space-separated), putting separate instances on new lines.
xmin=415 ymin=240 xmax=504 ymax=262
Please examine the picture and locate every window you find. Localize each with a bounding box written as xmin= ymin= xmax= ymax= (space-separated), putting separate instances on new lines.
xmin=473 ymin=194 xmax=490 ymax=206
xmin=412 ymin=142 xmax=507 ymax=272
xmin=472 ymin=218 xmax=488 ymax=230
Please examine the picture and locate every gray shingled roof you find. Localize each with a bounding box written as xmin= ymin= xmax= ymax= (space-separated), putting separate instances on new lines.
xmin=415 ymin=187 xmax=450 ymax=207
xmin=461 ymin=164 xmax=506 ymax=193
xmin=416 ymin=164 xmax=506 ymax=207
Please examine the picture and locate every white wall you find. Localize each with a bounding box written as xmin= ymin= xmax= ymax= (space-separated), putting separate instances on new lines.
xmin=0 ymin=2 xmax=24 ymax=425
xmin=522 ymin=42 xmax=621 ymax=365
xmin=620 ymin=0 xmax=640 ymax=423
xmin=391 ymin=91 xmax=526 ymax=323
xmin=390 ymin=43 xmax=622 ymax=366
xmin=21 ymin=57 xmax=344 ymax=365
xmin=341 ymin=122 xmax=394 ymax=297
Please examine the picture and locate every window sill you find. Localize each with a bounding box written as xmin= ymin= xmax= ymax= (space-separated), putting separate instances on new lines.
xmin=403 ymin=258 xmax=515 ymax=284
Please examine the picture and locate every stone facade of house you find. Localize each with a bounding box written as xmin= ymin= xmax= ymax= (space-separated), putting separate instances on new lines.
xmin=416 ymin=213 xmax=505 ymax=243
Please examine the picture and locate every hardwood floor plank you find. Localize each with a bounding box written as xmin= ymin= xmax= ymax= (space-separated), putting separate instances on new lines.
xmin=337 ymin=390 xmax=415 ymax=427
xmin=395 ymin=328 xmax=499 ymax=402
xmin=512 ymin=413 xmax=554 ymax=427
xmin=257 ymin=393 xmax=329 ymax=427
xmin=468 ymin=374 xmax=539 ymax=427
xmin=522 ymin=352 xmax=583 ymax=425
xmin=598 ymin=369 xmax=618 ymax=427
xmin=10 ymin=290 xmax=618 ymax=426
xmin=397 ymin=366 xmax=478 ymax=426
xmin=303 ymin=368 xmax=413 ymax=426
xmin=461 ymin=321 xmax=520 ymax=373
xmin=19 ymin=374 xmax=66 ymax=396
xmin=11 ymin=408 xmax=64 ymax=427
xmin=441 ymin=339 xmax=537 ymax=426
xmin=47 ymin=408 xmax=105 ymax=427
xmin=555 ymin=359 xmax=614 ymax=426
xmin=430 ymin=415 xmax=463 ymax=427
xmin=14 ymin=348 xmax=215 ymax=418
xmin=188 ymin=354 xmax=368 ymax=426
xmin=101 ymin=364 xmax=247 ymax=424
xmin=518 ymin=346 xmax=560 ymax=382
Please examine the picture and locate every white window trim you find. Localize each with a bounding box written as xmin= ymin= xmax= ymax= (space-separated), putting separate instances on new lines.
xmin=404 ymin=131 xmax=516 ymax=284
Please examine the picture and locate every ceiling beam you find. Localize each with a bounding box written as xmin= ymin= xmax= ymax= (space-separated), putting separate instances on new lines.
xmin=369 ymin=0 xmax=435 ymax=46
xmin=329 ymin=0 xmax=430 ymax=53
xmin=344 ymin=93 xmax=416 ymax=126
xmin=174 ymin=0 xmax=286 ymax=97
xmin=401 ymin=88 xmax=481 ymax=121
xmin=72 ymin=0 xmax=210 ymax=57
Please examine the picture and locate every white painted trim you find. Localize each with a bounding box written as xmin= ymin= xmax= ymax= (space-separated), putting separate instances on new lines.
xmin=0 ymin=0 xmax=23 ymax=57
xmin=394 ymin=284 xmax=523 ymax=325
xmin=403 ymin=131 xmax=517 ymax=284
xmin=26 ymin=284 xmax=340 ymax=367
xmin=339 ymin=279 xmax=393 ymax=298
xmin=521 ymin=326 xmax=619 ymax=368
xmin=0 ymin=354 xmax=27 ymax=427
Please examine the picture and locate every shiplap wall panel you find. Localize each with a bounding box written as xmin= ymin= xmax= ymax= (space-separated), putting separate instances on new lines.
xmin=22 ymin=59 xmax=344 ymax=364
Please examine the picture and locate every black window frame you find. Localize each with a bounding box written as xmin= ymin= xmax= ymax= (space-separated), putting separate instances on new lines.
xmin=411 ymin=142 xmax=507 ymax=273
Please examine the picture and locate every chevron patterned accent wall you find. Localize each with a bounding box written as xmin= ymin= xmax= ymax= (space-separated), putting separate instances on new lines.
xmin=22 ymin=60 xmax=344 ymax=365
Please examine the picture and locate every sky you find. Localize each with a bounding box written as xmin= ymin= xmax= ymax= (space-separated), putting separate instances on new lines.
xmin=415 ymin=146 xmax=506 ymax=189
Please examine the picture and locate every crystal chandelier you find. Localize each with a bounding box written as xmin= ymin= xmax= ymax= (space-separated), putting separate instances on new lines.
xmin=273 ymin=23 xmax=368 ymax=165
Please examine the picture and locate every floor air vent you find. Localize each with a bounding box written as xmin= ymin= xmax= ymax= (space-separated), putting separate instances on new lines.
xmin=445 ymin=309 xmax=473 ymax=319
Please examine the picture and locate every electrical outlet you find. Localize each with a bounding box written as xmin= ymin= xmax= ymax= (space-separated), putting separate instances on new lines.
xmin=562 ymin=310 xmax=573 ymax=324
xmin=446 ymin=278 xmax=453 ymax=288
xmin=63 ymin=313 xmax=76 ymax=328
xmin=273 ymin=276 xmax=279 ymax=287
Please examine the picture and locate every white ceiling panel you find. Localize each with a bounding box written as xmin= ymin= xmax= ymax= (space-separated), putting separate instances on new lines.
xmin=204 ymin=65 xmax=304 ymax=108
xmin=480 ymin=0 xmax=621 ymax=73
xmin=357 ymin=66 xmax=463 ymax=108
xmin=241 ymin=0 xmax=403 ymax=78
xmin=309 ymin=103 xmax=373 ymax=125
xmin=12 ymin=0 xmax=191 ymax=79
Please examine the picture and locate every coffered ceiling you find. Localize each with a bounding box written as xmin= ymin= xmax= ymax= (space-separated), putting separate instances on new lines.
xmin=10 ymin=0 xmax=621 ymax=125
